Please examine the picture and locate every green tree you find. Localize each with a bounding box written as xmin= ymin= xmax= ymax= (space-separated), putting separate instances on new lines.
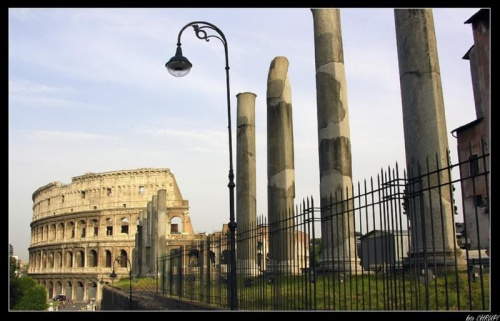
xmin=10 ymin=277 xmax=48 ymax=311
xmin=10 ymin=256 xmax=19 ymax=279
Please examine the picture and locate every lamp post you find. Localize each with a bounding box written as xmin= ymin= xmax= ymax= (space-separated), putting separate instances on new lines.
xmin=109 ymin=255 xmax=132 ymax=310
xmin=165 ymin=21 xmax=237 ymax=310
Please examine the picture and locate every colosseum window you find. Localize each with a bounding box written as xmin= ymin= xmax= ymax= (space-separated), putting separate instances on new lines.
xmin=188 ymin=249 xmax=199 ymax=267
xmin=88 ymin=249 xmax=98 ymax=267
xmin=50 ymin=224 xmax=56 ymax=240
xmin=121 ymin=218 xmax=129 ymax=234
xmin=105 ymin=250 xmax=112 ymax=267
xmin=139 ymin=186 xmax=145 ymax=195
xmin=106 ymin=218 xmax=113 ymax=236
xmin=81 ymin=191 xmax=86 ymax=199
xmin=92 ymin=219 xmax=99 ymax=236
xmin=56 ymin=251 xmax=62 ymax=268
xmin=67 ymin=221 xmax=75 ymax=239
xmin=65 ymin=251 xmax=73 ymax=268
xmin=76 ymin=250 xmax=85 ymax=268
xmin=119 ymin=250 xmax=128 ymax=268
xmin=61 ymin=195 xmax=65 ymax=203
xmin=80 ymin=220 xmax=86 ymax=238
xmin=48 ymin=253 xmax=54 ymax=268
xmin=57 ymin=223 xmax=65 ymax=239
xmin=107 ymin=188 xmax=112 ymax=196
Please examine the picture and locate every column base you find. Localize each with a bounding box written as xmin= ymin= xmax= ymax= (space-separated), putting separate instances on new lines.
xmin=236 ymin=259 xmax=259 ymax=276
xmin=404 ymin=249 xmax=467 ymax=274
xmin=266 ymin=260 xmax=300 ymax=274
xmin=318 ymin=257 xmax=363 ymax=273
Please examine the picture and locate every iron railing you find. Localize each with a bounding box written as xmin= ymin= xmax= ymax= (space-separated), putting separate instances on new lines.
xmin=130 ymin=143 xmax=489 ymax=310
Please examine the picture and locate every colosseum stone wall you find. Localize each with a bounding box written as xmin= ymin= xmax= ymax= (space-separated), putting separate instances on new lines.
xmin=28 ymin=168 xmax=189 ymax=303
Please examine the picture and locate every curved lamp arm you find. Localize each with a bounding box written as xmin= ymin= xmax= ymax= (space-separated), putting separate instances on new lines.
xmin=165 ymin=21 xmax=237 ymax=310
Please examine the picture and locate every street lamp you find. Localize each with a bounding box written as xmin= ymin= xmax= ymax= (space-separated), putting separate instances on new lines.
xmin=109 ymin=255 xmax=132 ymax=310
xmin=165 ymin=21 xmax=237 ymax=310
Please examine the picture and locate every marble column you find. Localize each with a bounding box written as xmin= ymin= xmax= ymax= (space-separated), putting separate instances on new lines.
xmin=395 ymin=9 xmax=464 ymax=268
xmin=150 ymin=197 xmax=157 ymax=273
xmin=311 ymin=8 xmax=361 ymax=272
xmin=139 ymin=209 xmax=149 ymax=275
xmin=236 ymin=92 xmax=258 ymax=276
xmin=267 ymin=56 xmax=297 ymax=274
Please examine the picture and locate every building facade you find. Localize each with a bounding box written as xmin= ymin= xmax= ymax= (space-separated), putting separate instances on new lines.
xmin=452 ymin=9 xmax=490 ymax=251
xmin=28 ymin=168 xmax=189 ymax=303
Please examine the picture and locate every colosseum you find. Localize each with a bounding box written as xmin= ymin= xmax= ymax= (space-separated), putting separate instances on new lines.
xmin=27 ymin=168 xmax=192 ymax=303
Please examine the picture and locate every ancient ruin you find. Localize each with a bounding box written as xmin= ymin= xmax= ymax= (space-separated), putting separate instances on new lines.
xmin=311 ymin=8 xmax=361 ymax=272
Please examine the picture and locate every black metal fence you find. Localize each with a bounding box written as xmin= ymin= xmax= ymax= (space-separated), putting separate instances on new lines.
xmin=136 ymin=144 xmax=489 ymax=310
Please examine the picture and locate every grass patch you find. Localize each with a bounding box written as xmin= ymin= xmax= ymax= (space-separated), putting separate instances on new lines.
xmin=110 ymin=269 xmax=489 ymax=311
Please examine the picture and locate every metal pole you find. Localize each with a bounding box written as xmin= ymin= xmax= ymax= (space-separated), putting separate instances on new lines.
xmin=173 ymin=21 xmax=237 ymax=310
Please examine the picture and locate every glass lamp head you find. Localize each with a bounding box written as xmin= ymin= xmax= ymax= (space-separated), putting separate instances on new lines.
xmin=166 ymin=46 xmax=192 ymax=77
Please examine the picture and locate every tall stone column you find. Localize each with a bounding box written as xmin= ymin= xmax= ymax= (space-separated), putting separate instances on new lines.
xmin=139 ymin=209 xmax=149 ymax=275
xmin=394 ymin=9 xmax=464 ymax=268
xmin=157 ymin=190 xmax=167 ymax=259
xmin=311 ymin=8 xmax=360 ymax=272
xmin=146 ymin=201 xmax=153 ymax=273
xmin=157 ymin=189 xmax=167 ymax=290
xmin=236 ymin=92 xmax=258 ymax=276
xmin=267 ymin=56 xmax=297 ymax=274
xmin=150 ymin=196 xmax=157 ymax=273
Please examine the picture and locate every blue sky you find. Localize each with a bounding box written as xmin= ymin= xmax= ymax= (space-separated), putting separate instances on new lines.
xmin=9 ymin=8 xmax=480 ymax=261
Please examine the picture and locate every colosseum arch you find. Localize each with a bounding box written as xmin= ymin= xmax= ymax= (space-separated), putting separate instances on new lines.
xmin=67 ymin=221 xmax=75 ymax=239
xmin=188 ymin=249 xmax=200 ymax=267
xmin=75 ymin=281 xmax=84 ymax=301
xmin=49 ymin=224 xmax=56 ymax=240
xmin=119 ymin=249 xmax=128 ymax=268
xmin=48 ymin=252 xmax=54 ymax=269
xmin=65 ymin=281 xmax=72 ymax=301
xmin=44 ymin=225 xmax=49 ymax=240
xmin=55 ymin=251 xmax=62 ymax=268
xmin=55 ymin=281 xmax=62 ymax=296
xmin=120 ymin=217 xmax=129 ymax=234
xmin=42 ymin=253 xmax=47 ymax=269
xmin=57 ymin=222 xmax=64 ymax=240
xmin=92 ymin=219 xmax=99 ymax=236
xmin=106 ymin=218 xmax=113 ymax=236
xmin=76 ymin=250 xmax=85 ymax=268
xmin=105 ymin=250 xmax=112 ymax=267
xmin=170 ymin=216 xmax=183 ymax=234
xmin=88 ymin=249 xmax=98 ymax=267
xmin=48 ymin=281 xmax=54 ymax=299
xmin=65 ymin=251 xmax=73 ymax=268
xmin=88 ymin=281 xmax=97 ymax=300
xmin=36 ymin=252 xmax=41 ymax=269
xmin=79 ymin=219 xmax=86 ymax=238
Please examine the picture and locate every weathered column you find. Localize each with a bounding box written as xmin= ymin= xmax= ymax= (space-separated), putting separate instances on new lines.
xmin=311 ymin=8 xmax=361 ymax=272
xmin=150 ymin=196 xmax=157 ymax=273
xmin=236 ymin=92 xmax=258 ymax=276
xmin=157 ymin=190 xmax=167 ymax=258
xmin=157 ymin=189 xmax=167 ymax=290
xmin=146 ymin=201 xmax=153 ymax=273
xmin=139 ymin=209 xmax=149 ymax=275
xmin=395 ymin=9 xmax=464 ymax=269
xmin=132 ymin=225 xmax=140 ymax=276
xmin=267 ymin=56 xmax=297 ymax=274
